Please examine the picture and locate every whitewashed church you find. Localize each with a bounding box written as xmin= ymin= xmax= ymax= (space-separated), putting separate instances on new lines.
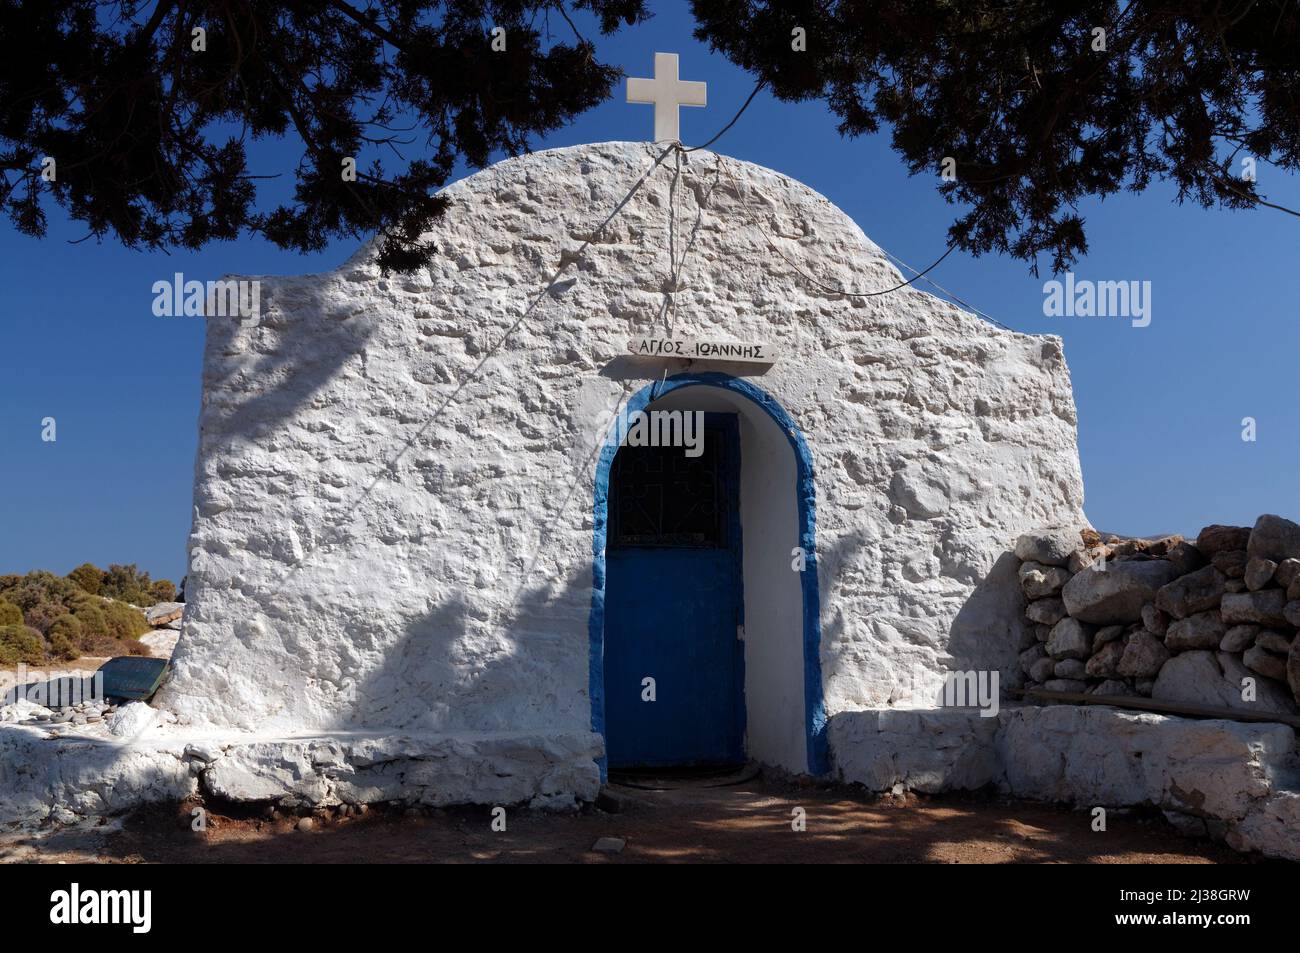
xmin=157 ymin=53 xmax=1084 ymax=799
xmin=7 ymin=56 xmax=1299 ymax=862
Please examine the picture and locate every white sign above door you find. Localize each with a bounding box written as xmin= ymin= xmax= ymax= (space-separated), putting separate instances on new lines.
xmin=626 ymin=337 xmax=777 ymax=364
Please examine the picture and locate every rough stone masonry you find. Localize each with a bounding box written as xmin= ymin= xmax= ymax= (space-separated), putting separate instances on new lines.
xmin=162 ymin=140 xmax=1085 ymax=742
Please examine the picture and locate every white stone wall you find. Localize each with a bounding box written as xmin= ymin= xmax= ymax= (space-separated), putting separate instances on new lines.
xmin=829 ymin=705 xmax=1300 ymax=861
xmin=163 ymin=141 xmax=1086 ymax=751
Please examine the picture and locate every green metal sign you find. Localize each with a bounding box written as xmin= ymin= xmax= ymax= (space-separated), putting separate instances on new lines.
xmin=98 ymin=657 xmax=170 ymax=701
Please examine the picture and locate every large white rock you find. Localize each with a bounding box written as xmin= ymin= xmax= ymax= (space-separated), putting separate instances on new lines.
xmin=1229 ymin=791 xmax=1300 ymax=861
xmin=0 ymin=724 xmax=602 ymax=825
xmin=831 ymin=703 xmax=1300 ymax=860
xmin=1151 ymin=650 xmax=1296 ymax=716
xmin=996 ymin=706 xmax=1291 ymax=822
xmin=146 ymin=602 xmax=185 ymax=626
xmin=1218 ymin=652 xmax=1297 ymax=715
xmin=0 ymin=726 xmax=195 ymax=824
xmin=105 ymin=702 xmax=160 ymax=740
xmin=829 ymin=709 xmax=1001 ymax=793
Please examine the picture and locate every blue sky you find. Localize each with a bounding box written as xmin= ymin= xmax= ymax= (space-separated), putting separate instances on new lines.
xmin=3 ymin=1 xmax=1299 ymax=583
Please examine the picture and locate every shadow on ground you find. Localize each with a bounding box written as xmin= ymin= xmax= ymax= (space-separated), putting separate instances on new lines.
xmin=0 ymin=775 xmax=1262 ymax=865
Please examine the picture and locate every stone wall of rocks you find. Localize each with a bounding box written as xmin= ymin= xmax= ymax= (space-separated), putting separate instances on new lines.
xmin=1015 ymin=516 xmax=1300 ymax=716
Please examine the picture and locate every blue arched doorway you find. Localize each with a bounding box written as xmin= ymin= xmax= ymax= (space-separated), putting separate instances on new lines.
xmin=587 ymin=372 xmax=828 ymax=778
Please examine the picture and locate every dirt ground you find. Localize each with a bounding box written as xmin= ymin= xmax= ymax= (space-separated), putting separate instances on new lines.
xmin=0 ymin=773 xmax=1259 ymax=864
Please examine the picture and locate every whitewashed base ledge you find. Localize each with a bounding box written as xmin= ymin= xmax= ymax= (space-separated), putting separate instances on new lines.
xmin=5 ymin=707 xmax=1298 ymax=862
xmin=0 ymin=726 xmax=603 ymax=828
xmin=828 ymin=704 xmax=1300 ymax=861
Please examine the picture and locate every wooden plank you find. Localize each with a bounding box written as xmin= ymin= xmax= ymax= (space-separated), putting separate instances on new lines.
xmin=1008 ymin=687 xmax=1300 ymax=730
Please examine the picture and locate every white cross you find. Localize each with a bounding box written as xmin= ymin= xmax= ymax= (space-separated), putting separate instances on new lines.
xmin=626 ymin=52 xmax=707 ymax=143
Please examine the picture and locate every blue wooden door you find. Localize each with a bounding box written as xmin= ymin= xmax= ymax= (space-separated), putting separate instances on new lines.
xmin=603 ymin=413 xmax=745 ymax=768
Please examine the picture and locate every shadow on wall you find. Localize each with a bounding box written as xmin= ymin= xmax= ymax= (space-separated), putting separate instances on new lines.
xmin=181 ymin=277 xmax=380 ymax=666
xmin=818 ymin=541 xmax=1029 ymax=711
xmin=339 ymin=551 xmax=1030 ymax=735
xmin=817 ymin=528 xmax=889 ymax=705
xmin=945 ymin=550 xmax=1032 ymax=693
xmin=343 ymin=568 xmax=591 ymax=734
xmin=200 ymin=277 xmax=378 ymax=452
xmin=331 ymin=374 xmax=626 ymax=732
xmin=188 ymin=263 xmax=617 ymax=734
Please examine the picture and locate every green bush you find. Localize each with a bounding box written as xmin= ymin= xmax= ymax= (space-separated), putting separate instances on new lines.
xmin=22 ymin=600 xmax=66 ymax=634
xmin=66 ymin=589 xmax=98 ymax=610
xmin=102 ymin=600 xmax=150 ymax=640
xmin=47 ymin=633 xmax=77 ymax=661
xmin=67 ymin=563 xmax=105 ymax=596
xmin=5 ymin=583 xmax=50 ymax=613
xmin=0 ymin=625 xmax=45 ymax=665
xmin=47 ymin=613 xmax=82 ymax=642
xmin=46 ymin=615 xmax=81 ymax=661
xmin=3 ymin=573 xmax=76 ymax=616
xmin=100 ymin=564 xmax=159 ymax=606
xmin=0 ymin=600 xmax=20 ymax=626
xmin=64 ymin=605 xmax=123 ymax=657
xmin=0 ymin=565 xmax=173 ymax=661
xmin=72 ymin=603 xmax=109 ymax=639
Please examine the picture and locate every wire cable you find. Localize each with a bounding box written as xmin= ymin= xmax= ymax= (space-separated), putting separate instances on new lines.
xmin=676 ymin=75 xmax=1019 ymax=330
xmin=718 ymin=158 xmax=968 ymax=300
xmin=880 ymin=249 xmax=1017 ymax=332
xmin=679 ymin=80 xmax=767 ymax=153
